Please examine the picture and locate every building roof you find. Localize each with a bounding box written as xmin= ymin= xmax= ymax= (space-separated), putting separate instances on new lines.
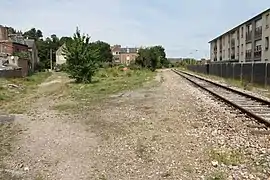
xmin=24 ymin=39 xmax=35 ymax=48
xmin=56 ymin=44 xmax=66 ymax=55
xmin=209 ymin=8 xmax=270 ymax=43
xmin=120 ymin=47 xmax=138 ymax=54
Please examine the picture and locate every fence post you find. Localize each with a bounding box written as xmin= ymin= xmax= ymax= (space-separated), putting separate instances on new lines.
xmin=232 ymin=63 xmax=235 ymax=80
xmin=240 ymin=63 xmax=243 ymax=83
xmin=265 ymin=63 xmax=268 ymax=88
xmin=220 ymin=64 xmax=222 ymax=77
xmin=251 ymin=62 xmax=254 ymax=84
xmin=225 ymin=63 xmax=227 ymax=78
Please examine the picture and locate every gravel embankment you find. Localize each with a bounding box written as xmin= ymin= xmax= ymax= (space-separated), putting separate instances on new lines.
xmin=4 ymin=69 xmax=270 ymax=180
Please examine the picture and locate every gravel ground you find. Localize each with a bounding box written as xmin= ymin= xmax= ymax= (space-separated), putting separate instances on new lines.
xmin=2 ymin=69 xmax=270 ymax=179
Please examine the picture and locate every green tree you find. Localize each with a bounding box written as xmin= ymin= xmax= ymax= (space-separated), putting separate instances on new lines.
xmin=89 ymin=40 xmax=113 ymax=64
xmin=135 ymin=45 xmax=167 ymax=71
xmin=63 ymin=28 xmax=99 ymax=83
xmin=36 ymin=39 xmax=51 ymax=69
xmin=59 ymin=37 xmax=72 ymax=46
xmin=23 ymin=28 xmax=43 ymax=40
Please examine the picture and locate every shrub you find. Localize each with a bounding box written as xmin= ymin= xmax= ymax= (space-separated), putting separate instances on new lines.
xmin=63 ymin=28 xmax=100 ymax=83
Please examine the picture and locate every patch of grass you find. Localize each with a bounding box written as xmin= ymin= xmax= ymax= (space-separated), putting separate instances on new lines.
xmin=206 ymin=171 xmax=227 ymax=180
xmin=0 ymin=72 xmax=52 ymax=113
xmin=0 ymin=72 xmax=51 ymax=102
xmin=52 ymin=102 xmax=77 ymax=111
xmin=54 ymin=68 xmax=156 ymax=111
xmin=209 ymin=148 xmax=243 ymax=166
xmin=7 ymin=72 xmax=52 ymax=88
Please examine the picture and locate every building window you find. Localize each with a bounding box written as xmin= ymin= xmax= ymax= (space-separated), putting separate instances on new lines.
xmin=241 ymin=27 xmax=244 ymax=38
xmin=266 ymin=37 xmax=269 ymax=50
xmin=254 ymin=40 xmax=262 ymax=59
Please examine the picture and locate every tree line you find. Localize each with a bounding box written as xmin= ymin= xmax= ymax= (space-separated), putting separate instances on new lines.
xmin=8 ymin=26 xmax=170 ymax=83
xmin=134 ymin=46 xmax=170 ymax=71
xmin=63 ymin=28 xmax=170 ymax=83
xmin=7 ymin=27 xmax=112 ymax=70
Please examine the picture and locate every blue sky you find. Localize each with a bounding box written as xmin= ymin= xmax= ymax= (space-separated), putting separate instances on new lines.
xmin=1 ymin=1 xmax=270 ymax=58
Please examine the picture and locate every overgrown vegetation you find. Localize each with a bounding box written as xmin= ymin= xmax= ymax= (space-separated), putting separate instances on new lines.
xmin=171 ymin=58 xmax=198 ymax=68
xmin=63 ymin=28 xmax=99 ymax=83
xmin=53 ymin=67 xmax=156 ymax=111
xmin=135 ymin=46 xmax=169 ymax=71
xmin=209 ymin=148 xmax=243 ymax=166
xmin=0 ymin=72 xmax=52 ymax=113
xmin=13 ymin=51 xmax=30 ymax=59
xmin=58 ymin=28 xmax=112 ymax=83
xmin=185 ymin=70 xmax=254 ymax=91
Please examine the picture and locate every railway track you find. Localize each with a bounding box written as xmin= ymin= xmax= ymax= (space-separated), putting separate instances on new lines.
xmin=172 ymin=69 xmax=270 ymax=127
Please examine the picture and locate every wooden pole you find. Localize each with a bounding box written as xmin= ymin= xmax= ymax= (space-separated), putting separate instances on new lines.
xmin=50 ymin=49 xmax=53 ymax=70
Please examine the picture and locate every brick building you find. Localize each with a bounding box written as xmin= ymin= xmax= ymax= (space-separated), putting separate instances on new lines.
xmin=0 ymin=40 xmax=28 ymax=55
xmin=111 ymin=45 xmax=139 ymax=65
xmin=0 ymin=26 xmax=29 ymax=55
xmin=0 ymin=26 xmax=32 ymax=77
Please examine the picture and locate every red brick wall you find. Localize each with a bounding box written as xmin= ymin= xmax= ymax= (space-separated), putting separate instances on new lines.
xmin=0 ymin=42 xmax=28 ymax=55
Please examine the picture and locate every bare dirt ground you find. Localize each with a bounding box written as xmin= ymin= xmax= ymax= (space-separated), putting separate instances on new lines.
xmin=2 ymin=70 xmax=270 ymax=179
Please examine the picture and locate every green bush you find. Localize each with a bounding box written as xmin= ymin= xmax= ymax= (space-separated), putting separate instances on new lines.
xmin=63 ymin=28 xmax=100 ymax=83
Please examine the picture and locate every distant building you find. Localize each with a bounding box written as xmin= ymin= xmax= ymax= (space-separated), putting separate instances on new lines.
xmin=56 ymin=44 xmax=66 ymax=65
xmin=209 ymin=8 xmax=270 ymax=63
xmin=0 ymin=25 xmax=38 ymax=75
xmin=111 ymin=45 xmax=139 ymax=65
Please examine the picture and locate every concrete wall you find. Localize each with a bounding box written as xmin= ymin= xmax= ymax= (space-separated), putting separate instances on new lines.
xmin=17 ymin=58 xmax=29 ymax=77
xmin=1 ymin=56 xmax=29 ymax=77
xmin=0 ymin=26 xmax=8 ymax=40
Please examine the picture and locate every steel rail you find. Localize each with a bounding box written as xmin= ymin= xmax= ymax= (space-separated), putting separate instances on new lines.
xmin=172 ymin=69 xmax=270 ymax=127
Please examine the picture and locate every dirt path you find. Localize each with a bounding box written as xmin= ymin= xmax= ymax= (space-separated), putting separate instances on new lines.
xmin=3 ymin=70 xmax=270 ymax=179
xmin=4 ymin=73 xmax=99 ymax=179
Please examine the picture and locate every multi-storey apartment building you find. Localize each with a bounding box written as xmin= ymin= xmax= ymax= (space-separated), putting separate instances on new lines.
xmin=209 ymin=8 xmax=270 ymax=63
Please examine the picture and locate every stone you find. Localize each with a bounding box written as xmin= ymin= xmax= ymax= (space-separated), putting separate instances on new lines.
xmin=211 ymin=160 xmax=218 ymax=167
